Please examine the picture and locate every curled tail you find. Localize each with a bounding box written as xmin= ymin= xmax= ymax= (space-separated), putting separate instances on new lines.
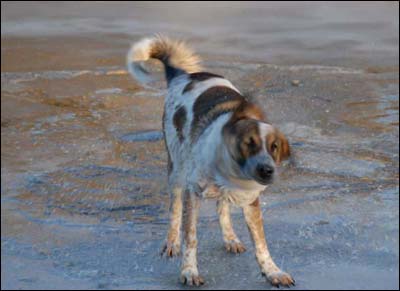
xmin=127 ymin=35 xmax=202 ymax=85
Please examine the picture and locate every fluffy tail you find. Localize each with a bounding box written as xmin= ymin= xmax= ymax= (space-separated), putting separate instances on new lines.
xmin=127 ymin=35 xmax=202 ymax=85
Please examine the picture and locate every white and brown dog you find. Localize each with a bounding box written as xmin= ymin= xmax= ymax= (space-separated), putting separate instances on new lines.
xmin=127 ymin=35 xmax=294 ymax=287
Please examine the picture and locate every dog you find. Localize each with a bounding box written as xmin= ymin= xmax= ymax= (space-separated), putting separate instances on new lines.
xmin=127 ymin=35 xmax=294 ymax=287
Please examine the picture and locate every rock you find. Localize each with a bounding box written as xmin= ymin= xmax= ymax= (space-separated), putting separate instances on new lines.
xmin=291 ymin=79 xmax=301 ymax=86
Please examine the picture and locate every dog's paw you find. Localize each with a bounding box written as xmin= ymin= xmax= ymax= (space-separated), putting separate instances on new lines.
xmin=160 ymin=241 xmax=180 ymax=258
xmin=264 ymin=270 xmax=295 ymax=287
xmin=225 ymin=240 xmax=246 ymax=254
xmin=180 ymin=268 xmax=205 ymax=286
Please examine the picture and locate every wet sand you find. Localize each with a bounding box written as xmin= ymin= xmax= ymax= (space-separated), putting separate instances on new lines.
xmin=1 ymin=2 xmax=399 ymax=290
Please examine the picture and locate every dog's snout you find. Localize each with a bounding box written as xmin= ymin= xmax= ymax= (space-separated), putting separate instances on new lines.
xmin=256 ymin=164 xmax=274 ymax=179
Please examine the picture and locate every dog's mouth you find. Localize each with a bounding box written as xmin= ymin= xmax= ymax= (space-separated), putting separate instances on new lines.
xmin=253 ymin=176 xmax=274 ymax=185
xmin=247 ymin=171 xmax=273 ymax=185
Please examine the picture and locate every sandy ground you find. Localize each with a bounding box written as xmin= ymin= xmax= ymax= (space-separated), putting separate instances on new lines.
xmin=1 ymin=2 xmax=399 ymax=290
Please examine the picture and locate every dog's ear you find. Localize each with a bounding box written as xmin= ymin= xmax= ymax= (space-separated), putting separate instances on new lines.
xmin=267 ymin=129 xmax=290 ymax=165
xmin=277 ymin=130 xmax=291 ymax=164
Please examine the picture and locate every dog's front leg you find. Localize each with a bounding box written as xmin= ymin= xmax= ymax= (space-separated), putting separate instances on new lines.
xmin=217 ymin=199 xmax=246 ymax=254
xmin=243 ymin=198 xmax=295 ymax=287
xmin=180 ymin=191 xmax=204 ymax=286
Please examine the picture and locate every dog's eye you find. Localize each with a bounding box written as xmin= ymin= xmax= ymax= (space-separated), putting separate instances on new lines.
xmin=246 ymin=137 xmax=256 ymax=148
xmin=271 ymin=141 xmax=278 ymax=152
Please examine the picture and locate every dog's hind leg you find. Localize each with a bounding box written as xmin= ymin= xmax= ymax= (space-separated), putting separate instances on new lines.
xmin=180 ymin=191 xmax=204 ymax=286
xmin=161 ymin=186 xmax=183 ymax=257
xmin=217 ymin=199 xmax=246 ymax=254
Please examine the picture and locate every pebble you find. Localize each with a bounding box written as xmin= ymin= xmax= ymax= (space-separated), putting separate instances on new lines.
xmin=291 ymin=79 xmax=301 ymax=86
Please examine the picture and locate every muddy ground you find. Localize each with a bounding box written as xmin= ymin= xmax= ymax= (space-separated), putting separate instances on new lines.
xmin=1 ymin=2 xmax=399 ymax=290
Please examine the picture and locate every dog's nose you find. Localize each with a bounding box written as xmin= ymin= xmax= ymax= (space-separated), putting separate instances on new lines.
xmin=256 ymin=164 xmax=274 ymax=179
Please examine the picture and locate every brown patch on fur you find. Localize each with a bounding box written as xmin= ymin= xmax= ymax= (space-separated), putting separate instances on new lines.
xmin=183 ymin=192 xmax=200 ymax=249
xmin=266 ymin=129 xmax=290 ymax=165
xmin=230 ymin=100 xmax=266 ymax=123
xmin=243 ymin=197 xmax=265 ymax=246
xmin=244 ymin=198 xmax=288 ymax=282
xmin=173 ymin=106 xmax=187 ymax=143
xmin=237 ymin=122 xmax=262 ymax=161
xmin=223 ymin=119 xmax=263 ymax=166
xmin=222 ymin=100 xmax=268 ymax=165
xmin=190 ymin=86 xmax=245 ymax=142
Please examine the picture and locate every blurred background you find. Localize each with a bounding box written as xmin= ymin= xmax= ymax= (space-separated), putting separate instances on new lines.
xmin=1 ymin=2 xmax=399 ymax=290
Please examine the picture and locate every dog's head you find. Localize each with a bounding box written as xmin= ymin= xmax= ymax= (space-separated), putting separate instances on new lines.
xmin=223 ymin=118 xmax=290 ymax=185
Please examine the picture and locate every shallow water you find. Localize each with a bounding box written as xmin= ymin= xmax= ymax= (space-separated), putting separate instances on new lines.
xmin=1 ymin=2 xmax=399 ymax=290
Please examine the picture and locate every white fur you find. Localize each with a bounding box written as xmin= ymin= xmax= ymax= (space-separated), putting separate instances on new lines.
xmin=259 ymin=123 xmax=275 ymax=151
xmin=126 ymin=38 xmax=156 ymax=84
